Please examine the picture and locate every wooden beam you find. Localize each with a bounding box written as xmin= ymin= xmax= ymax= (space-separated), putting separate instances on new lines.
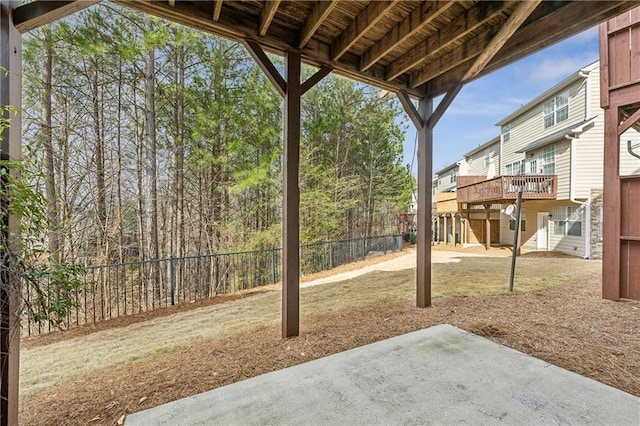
xmin=331 ymin=0 xmax=397 ymax=62
xmin=397 ymin=91 xmax=423 ymax=129
xmin=168 ymin=0 xmax=175 ymax=7
xmin=301 ymin=65 xmax=332 ymax=95
xmin=259 ymin=0 xmax=281 ymax=37
xmin=360 ymin=1 xmax=452 ymax=72
xmin=600 ymin=22 xmax=610 ymax=109
xmin=243 ymin=39 xmax=286 ymax=97
xmin=13 ymin=0 xmax=100 ymax=34
xmin=428 ymin=83 xmax=462 ymax=128
xmin=282 ymin=50 xmax=301 ymax=338
xmin=212 ymin=0 xmax=222 ymax=21
xmin=411 ymin=29 xmax=495 ymax=89
xmin=485 ymin=1 xmax=639 ymax=77
xmin=299 ymin=0 xmax=338 ymax=49
xmin=618 ymin=107 xmax=640 ymax=135
xmin=602 ymin=106 xmax=621 ymax=300
xmin=416 ymin=96 xmax=433 ymax=308
xmin=0 ymin=1 xmax=22 ymax=424
xmin=463 ymin=0 xmax=540 ymax=82
xmin=386 ymin=1 xmax=507 ymax=81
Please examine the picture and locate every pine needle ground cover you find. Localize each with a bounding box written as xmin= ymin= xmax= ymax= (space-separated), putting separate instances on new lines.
xmin=19 ymin=250 xmax=639 ymax=425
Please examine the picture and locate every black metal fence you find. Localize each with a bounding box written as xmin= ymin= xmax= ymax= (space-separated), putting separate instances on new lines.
xmin=23 ymin=235 xmax=402 ymax=336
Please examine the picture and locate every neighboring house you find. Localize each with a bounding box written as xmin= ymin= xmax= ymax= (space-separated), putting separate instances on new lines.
xmin=434 ymin=161 xmax=461 ymax=245
xmin=455 ymin=60 xmax=640 ymax=258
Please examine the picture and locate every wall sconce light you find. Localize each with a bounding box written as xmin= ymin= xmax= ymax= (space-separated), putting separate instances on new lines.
xmin=547 ymin=214 xmax=553 ymax=219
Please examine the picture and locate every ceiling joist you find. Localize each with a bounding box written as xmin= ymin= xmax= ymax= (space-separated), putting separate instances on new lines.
xmin=331 ymin=0 xmax=398 ymax=62
xmin=463 ymin=0 xmax=541 ymax=82
xmin=212 ymin=0 xmax=223 ymax=21
xmin=386 ymin=1 xmax=508 ymax=81
xmin=360 ymin=1 xmax=453 ymax=72
xmin=299 ymin=0 xmax=338 ymax=49
xmin=14 ymin=0 xmax=100 ymax=34
xmin=259 ymin=0 xmax=281 ymax=37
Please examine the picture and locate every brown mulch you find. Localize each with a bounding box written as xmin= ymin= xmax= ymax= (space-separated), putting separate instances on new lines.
xmin=20 ymin=270 xmax=639 ymax=426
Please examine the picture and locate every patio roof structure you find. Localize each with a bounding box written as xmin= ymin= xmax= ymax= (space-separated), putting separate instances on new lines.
xmin=2 ymin=1 xmax=640 ymax=424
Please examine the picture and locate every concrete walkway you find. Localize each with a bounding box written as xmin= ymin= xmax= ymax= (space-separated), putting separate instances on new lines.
xmin=126 ymin=324 xmax=639 ymax=425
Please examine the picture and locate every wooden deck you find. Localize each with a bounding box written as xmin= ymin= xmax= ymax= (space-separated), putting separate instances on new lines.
xmin=456 ymin=175 xmax=557 ymax=204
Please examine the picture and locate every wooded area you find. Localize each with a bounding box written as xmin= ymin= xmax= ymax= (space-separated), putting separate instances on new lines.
xmin=21 ymin=4 xmax=414 ymax=267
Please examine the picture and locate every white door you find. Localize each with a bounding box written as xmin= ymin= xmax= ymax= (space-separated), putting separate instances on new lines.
xmin=537 ymin=212 xmax=549 ymax=250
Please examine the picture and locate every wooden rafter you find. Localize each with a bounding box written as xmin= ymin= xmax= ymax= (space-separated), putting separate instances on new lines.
xmin=484 ymin=0 xmax=635 ymax=77
xmin=386 ymin=1 xmax=507 ymax=81
xmin=360 ymin=1 xmax=453 ymax=72
xmin=212 ymin=0 xmax=222 ymax=21
xmin=168 ymin=0 xmax=175 ymax=7
xmin=463 ymin=0 xmax=541 ymax=82
xmin=411 ymin=27 xmax=497 ymax=88
xmin=617 ymin=107 xmax=640 ymax=136
xmin=299 ymin=0 xmax=338 ymax=49
xmin=13 ymin=0 xmax=101 ymax=34
xmin=259 ymin=0 xmax=281 ymax=37
xmin=331 ymin=0 xmax=398 ymax=61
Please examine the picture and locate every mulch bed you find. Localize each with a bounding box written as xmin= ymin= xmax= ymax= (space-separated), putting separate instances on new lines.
xmin=20 ymin=270 xmax=639 ymax=426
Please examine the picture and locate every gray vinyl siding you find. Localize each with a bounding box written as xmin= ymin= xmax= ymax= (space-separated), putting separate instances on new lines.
xmin=465 ymin=141 xmax=499 ymax=176
xmin=499 ymin=200 xmax=586 ymax=257
xmin=573 ymin=67 xmax=604 ymax=198
xmin=501 ymin=79 xmax=588 ymax=182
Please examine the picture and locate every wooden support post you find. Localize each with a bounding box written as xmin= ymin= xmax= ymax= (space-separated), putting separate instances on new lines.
xmin=0 ymin=2 xmax=21 ymax=424
xmin=282 ymin=50 xmax=301 ymax=338
xmin=602 ymin=105 xmax=620 ymax=299
xmin=485 ymin=204 xmax=491 ymax=250
xmin=416 ymin=96 xmax=433 ymax=308
xmin=443 ymin=214 xmax=448 ymax=245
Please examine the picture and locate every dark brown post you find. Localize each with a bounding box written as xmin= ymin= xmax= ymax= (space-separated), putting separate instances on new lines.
xmin=484 ymin=204 xmax=491 ymax=250
xmin=416 ymin=96 xmax=433 ymax=308
xmin=602 ymin=105 xmax=621 ymax=299
xmin=0 ymin=1 xmax=21 ymax=424
xmin=282 ymin=50 xmax=301 ymax=337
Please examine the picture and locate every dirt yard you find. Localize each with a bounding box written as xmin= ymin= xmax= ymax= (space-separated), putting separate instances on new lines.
xmin=19 ymin=247 xmax=640 ymax=425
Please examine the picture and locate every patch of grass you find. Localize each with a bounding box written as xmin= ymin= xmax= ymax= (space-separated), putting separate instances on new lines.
xmin=20 ymin=256 xmax=600 ymax=399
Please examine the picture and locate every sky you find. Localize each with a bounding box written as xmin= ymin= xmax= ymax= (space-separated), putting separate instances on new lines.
xmin=401 ymin=26 xmax=601 ymax=175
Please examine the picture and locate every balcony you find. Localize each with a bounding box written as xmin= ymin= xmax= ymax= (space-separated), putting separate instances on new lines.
xmin=456 ymin=175 xmax=557 ymax=204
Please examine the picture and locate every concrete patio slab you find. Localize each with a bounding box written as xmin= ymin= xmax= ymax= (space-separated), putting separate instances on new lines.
xmin=126 ymin=324 xmax=639 ymax=425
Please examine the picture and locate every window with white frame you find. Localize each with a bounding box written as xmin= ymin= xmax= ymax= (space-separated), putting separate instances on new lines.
xmin=505 ymin=160 xmax=525 ymax=175
xmin=543 ymin=93 xmax=568 ymax=128
xmin=553 ymin=206 xmax=582 ymax=236
xmin=484 ymin=149 xmax=492 ymax=167
xmin=501 ymin=124 xmax=511 ymax=142
xmin=542 ymin=145 xmax=556 ymax=174
xmin=528 ymin=158 xmax=538 ymax=174
xmin=449 ymin=169 xmax=457 ymax=184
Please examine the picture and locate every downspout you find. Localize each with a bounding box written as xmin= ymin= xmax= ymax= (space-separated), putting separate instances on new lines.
xmin=565 ymin=133 xmax=590 ymax=259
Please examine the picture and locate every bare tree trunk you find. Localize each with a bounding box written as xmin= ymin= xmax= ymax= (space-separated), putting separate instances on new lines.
xmin=144 ymin=17 xmax=160 ymax=300
xmin=41 ymin=24 xmax=60 ymax=262
xmin=91 ymin=59 xmax=107 ymax=263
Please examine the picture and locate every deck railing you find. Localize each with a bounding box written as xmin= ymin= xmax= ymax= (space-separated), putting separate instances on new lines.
xmin=456 ymin=175 xmax=557 ymax=204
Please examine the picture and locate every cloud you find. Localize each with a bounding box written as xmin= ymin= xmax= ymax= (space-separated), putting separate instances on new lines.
xmin=527 ymin=52 xmax=599 ymax=83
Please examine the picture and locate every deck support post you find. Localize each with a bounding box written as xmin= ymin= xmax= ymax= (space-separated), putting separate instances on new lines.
xmin=484 ymin=204 xmax=491 ymax=250
xmin=282 ymin=50 xmax=301 ymax=337
xmin=244 ymin=41 xmax=332 ymax=336
xmin=0 ymin=1 xmax=21 ymax=424
xmin=416 ymin=96 xmax=433 ymax=308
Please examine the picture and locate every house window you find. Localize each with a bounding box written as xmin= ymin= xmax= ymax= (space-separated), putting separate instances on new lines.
xmin=484 ymin=149 xmax=492 ymax=167
xmin=528 ymin=159 xmax=538 ymax=174
xmin=501 ymin=124 xmax=511 ymax=143
xmin=509 ymin=213 xmax=526 ymax=232
xmin=505 ymin=160 xmax=525 ymax=175
xmin=543 ymin=93 xmax=568 ymax=128
xmin=450 ymin=169 xmax=457 ymax=184
xmin=553 ymin=206 xmax=582 ymax=236
xmin=542 ymin=145 xmax=555 ymax=174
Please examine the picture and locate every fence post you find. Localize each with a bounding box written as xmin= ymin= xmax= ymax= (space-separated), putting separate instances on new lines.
xmin=361 ymin=236 xmax=366 ymax=260
xmin=383 ymin=236 xmax=387 ymax=254
xmin=328 ymin=240 xmax=333 ymax=270
xmin=271 ymin=247 xmax=277 ymax=283
xmin=169 ymin=255 xmax=175 ymax=306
